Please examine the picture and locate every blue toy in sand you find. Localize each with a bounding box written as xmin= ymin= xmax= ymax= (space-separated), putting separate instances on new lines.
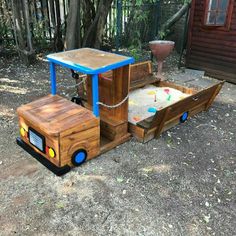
xmin=148 ymin=107 xmax=157 ymax=113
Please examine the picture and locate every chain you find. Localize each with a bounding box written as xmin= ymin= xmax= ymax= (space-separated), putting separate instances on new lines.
xmin=57 ymin=74 xmax=129 ymax=109
xmin=96 ymin=94 xmax=129 ymax=108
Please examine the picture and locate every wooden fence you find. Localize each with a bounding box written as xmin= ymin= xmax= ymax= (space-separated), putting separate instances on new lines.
xmin=0 ymin=0 xmax=184 ymax=51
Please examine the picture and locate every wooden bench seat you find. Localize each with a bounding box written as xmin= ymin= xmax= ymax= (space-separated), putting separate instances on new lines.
xmin=129 ymin=61 xmax=160 ymax=90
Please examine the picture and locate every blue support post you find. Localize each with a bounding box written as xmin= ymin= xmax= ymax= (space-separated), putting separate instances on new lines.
xmin=50 ymin=62 xmax=56 ymax=95
xmin=92 ymin=74 xmax=99 ymax=117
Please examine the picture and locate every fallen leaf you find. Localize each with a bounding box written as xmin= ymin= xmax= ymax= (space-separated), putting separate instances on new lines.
xmin=56 ymin=202 xmax=65 ymax=209
xmin=142 ymin=167 xmax=153 ymax=173
xmin=116 ymin=177 xmax=124 ymax=183
xmin=36 ymin=200 xmax=45 ymax=205
xmin=203 ymin=214 xmax=211 ymax=223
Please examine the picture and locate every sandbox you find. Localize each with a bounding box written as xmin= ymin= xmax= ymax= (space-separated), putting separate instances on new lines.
xmin=128 ymin=85 xmax=190 ymax=125
xmin=128 ymin=61 xmax=224 ymax=143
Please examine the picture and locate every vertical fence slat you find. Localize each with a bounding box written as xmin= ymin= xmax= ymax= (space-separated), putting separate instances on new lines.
xmin=116 ymin=0 xmax=122 ymax=51
xmin=45 ymin=0 xmax=52 ymax=40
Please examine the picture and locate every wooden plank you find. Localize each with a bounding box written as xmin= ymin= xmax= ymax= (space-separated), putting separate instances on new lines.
xmin=100 ymin=133 xmax=131 ymax=154
xmin=17 ymin=95 xmax=97 ymax=136
xmin=154 ymin=107 xmax=171 ymax=138
xmin=18 ymin=95 xmax=101 ymax=167
xmin=130 ymin=75 xmax=161 ymax=90
xmin=17 ymin=95 xmax=62 ymax=113
xmin=87 ymin=64 xmax=130 ymax=124
xmin=48 ymin=48 xmax=132 ymax=71
xmin=205 ymin=81 xmax=225 ymax=110
xmin=142 ymin=101 xmax=211 ymax=143
xmin=188 ymin=54 xmax=236 ymax=71
xmin=136 ymin=118 xmax=153 ymax=129
xmin=100 ymin=120 xmax=128 ymax=141
xmin=60 ymin=126 xmax=100 ymax=166
xmin=129 ymin=61 xmax=163 ymax=90
xmin=190 ymin=50 xmax=236 ymax=64
xmin=191 ymin=44 xmax=236 ymax=57
xmin=158 ymin=81 xmax=197 ymax=94
xmin=128 ymin=123 xmax=145 ymax=142
xmin=165 ymin=83 xmax=221 ymax=120
xmin=130 ymin=61 xmax=152 ymax=82
xmin=112 ymin=65 xmax=130 ymax=121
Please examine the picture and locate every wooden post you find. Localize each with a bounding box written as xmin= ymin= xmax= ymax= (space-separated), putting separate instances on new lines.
xmin=50 ymin=62 xmax=56 ymax=95
xmin=92 ymin=74 xmax=99 ymax=117
xmin=154 ymin=107 xmax=171 ymax=138
xmin=205 ymin=82 xmax=224 ymax=111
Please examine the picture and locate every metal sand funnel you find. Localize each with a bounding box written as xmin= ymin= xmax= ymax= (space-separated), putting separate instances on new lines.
xmin=149 ymin=40 xmax=175 ymax=80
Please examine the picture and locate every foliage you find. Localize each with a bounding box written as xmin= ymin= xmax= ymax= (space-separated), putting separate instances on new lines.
xmin=122 ymin=0 xmax=159 ymax=49
xmin=32 ymin=19 xmax=49 ymax=49
xmin=0 ymin=0 xmax=188 ymax=55
xmin=128 ymin=47 xmax=143 ymax=61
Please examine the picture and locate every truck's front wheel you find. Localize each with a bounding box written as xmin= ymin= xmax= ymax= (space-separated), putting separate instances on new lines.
xmin=71 ymin=149 xmax=87 ymax=166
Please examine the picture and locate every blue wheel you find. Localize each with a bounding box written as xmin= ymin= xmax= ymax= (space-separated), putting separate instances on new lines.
xmin=180 ymin=112 xmax=188 ymax=123
xmin=72 ymin=149 xmax=87 ymax=166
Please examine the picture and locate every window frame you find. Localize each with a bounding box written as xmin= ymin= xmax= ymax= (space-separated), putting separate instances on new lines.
xmin=203 ymin=0 xmax=234 ymax=31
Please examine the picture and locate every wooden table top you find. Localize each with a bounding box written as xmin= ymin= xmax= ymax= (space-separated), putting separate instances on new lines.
xmin=47 ymin=48 xmax=134 ymax=74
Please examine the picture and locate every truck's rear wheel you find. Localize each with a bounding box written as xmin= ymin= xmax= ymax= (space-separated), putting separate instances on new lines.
xmin=71 ymin=149 xmax=87 ymax=166
xmin=180 ymin=112 xmax=188 ymax=123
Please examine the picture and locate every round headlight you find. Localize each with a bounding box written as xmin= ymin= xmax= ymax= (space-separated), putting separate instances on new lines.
xmin=48 ymin=148 xmax=56 ymax=158
xmin=20 ymin=127 xmax=26 ymax=137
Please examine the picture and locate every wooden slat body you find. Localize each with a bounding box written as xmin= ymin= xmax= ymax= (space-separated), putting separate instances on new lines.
xmin=130 ymin=61 xmax=152 ymax=83
xmin=86 ymin=64 xmax=130 ymax=144
xmin=17 ymin=95 xmax=100 ymax=167
xmin=18 ymin=116 xmax=61 ymax=167
xmin=186 ymin=0 xmax=236 ymax=83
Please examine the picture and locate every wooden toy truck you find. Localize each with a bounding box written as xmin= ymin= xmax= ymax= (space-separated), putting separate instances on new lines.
xmin=16 ymin=48 xmax=224 ymax=176
xmin=17 ymin=48 xmax=134 ymax=175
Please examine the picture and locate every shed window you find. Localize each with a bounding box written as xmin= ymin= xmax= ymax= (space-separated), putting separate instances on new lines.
xmin=204 ymin=0 xmax=233 ymax=28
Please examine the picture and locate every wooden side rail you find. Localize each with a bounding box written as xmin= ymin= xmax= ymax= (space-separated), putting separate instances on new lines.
xmin=136 ymin=81 xmax=224 ymax=139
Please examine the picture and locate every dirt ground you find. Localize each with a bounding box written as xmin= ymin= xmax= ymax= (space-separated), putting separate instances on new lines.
xmin=0 ymin=53 xmax=235 ymax=236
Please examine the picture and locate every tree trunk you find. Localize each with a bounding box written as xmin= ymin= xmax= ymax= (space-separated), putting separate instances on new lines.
xmin=64 ymin=0 xmax=81 ymax=50
xmin=82 ymin=0 xmax=113 ymax=48
xmin=11 ymin=0 xmax=24 ymax=49
xmin=81 ymin=0 xmax=95 ymax=37
xmin=48 ymin=0 xmax=56 ymax=29
xmin=158 ymin=3 xmax=190 ymax=39
xmin=22 ymin=0 xmax=33 ymax=52
xmin=11 ymin=0 xmax=35 ymax=64
xmin=54 ymin=0 xmax=63 ymax=51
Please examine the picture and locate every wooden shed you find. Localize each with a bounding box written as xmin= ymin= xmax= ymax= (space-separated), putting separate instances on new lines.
xmin=186 ymin=0 xmax=236 ymax=83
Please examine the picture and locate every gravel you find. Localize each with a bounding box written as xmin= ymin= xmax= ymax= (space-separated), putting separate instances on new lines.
xmin=0 ymin=53 xmax=235 ymax=236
